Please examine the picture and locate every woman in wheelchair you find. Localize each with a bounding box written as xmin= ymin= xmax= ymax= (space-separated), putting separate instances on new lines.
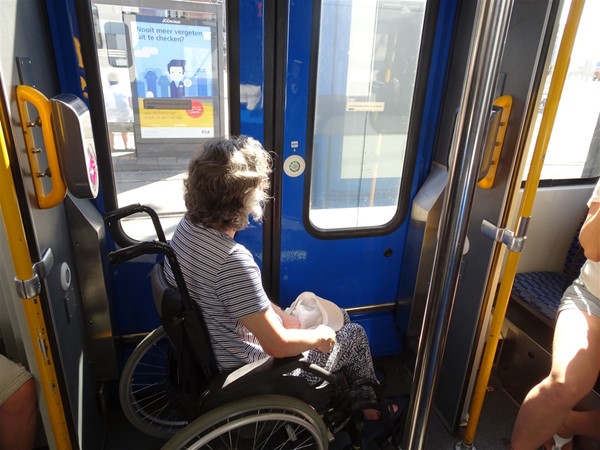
xmin=162 ymin=136 xmax=403 ymax=438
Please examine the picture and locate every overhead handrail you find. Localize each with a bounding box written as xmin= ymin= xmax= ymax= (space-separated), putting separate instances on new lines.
xmin=461 ymin=0 xmax=586 ymax=448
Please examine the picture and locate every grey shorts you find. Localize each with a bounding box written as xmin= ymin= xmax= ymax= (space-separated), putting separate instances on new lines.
xmin=557 ymin=278 xmax=600 ymax=318
xmin=0 ymin=354 xmax=32 ymax=406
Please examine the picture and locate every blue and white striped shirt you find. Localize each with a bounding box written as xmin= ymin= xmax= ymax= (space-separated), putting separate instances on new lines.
xmin=164 ymin=218 xmax=270 ymax=371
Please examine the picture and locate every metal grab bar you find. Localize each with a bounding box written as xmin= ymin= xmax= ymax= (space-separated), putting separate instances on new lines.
xmin=402 ymin=1 xmax=515 ymax=449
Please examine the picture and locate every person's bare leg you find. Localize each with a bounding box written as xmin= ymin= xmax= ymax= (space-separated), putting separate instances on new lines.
xmin=543 ymin=409 xmax=600 ymax=449
xmin=543 ymin=409 xmax=600 ymax=448
xmin=510 ymin=310 xmax=600 ymax=450
xmin=121 ymin=131 xmax=129 ymax=149
xmin=562 ymin=409 xmax=600 ymax=440
xmin=0 ymin=378 xmax=37 ymax=450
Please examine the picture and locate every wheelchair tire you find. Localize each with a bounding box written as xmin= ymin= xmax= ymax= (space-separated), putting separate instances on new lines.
xmin=119 ymin=326 xmax=188 ymax=439
xmin=161 ymin=394 xmax=329 ymax=450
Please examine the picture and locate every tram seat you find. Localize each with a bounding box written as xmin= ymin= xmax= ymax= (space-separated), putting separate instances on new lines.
xmin=500 ymin=217 xmax=600 ymax=409
xmin=510 ymin=218 xmax=586 ymax=327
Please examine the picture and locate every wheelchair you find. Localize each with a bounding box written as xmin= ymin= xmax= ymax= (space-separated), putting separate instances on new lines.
xmin=105 ymin=205 xmax=405 ymax=449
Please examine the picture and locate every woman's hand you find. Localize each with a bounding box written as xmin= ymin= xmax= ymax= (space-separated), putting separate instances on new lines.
xmin=314 ymin=325 xmax=336 ymax=353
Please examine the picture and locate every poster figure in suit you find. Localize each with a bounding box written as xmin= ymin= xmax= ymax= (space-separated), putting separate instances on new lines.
xmin=168 ymin=59 xmax=186 ymax=98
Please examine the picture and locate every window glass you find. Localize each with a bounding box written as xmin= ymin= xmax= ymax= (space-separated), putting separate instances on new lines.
xmin=526 ymin=0 xmax=600 ymax=181
xmin=309 ymin=0 xmax=426 ymax=230
xmin=91 ymin=1 xmax=228 ymax=240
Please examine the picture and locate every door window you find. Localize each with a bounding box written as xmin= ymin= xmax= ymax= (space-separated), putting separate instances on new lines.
xmin=309 ymin=0 xmax=426 ymax=230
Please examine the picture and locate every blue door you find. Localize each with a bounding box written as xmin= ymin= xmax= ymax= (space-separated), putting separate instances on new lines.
xmin=257 ymin=0 xmax=456 ymax=356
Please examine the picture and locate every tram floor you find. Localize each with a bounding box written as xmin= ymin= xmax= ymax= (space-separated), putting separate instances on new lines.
xmin=374 ymin=356 xmax=519 ymax=450
xmin=101 ymin=355 xmax=520 ymax=450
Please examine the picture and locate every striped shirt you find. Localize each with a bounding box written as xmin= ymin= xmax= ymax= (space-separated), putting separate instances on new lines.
xmin=163 ymin=218 xmax=270 ymax=371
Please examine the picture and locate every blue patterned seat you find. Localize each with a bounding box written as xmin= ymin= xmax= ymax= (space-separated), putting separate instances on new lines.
xmin=512 ymin=271 xmax=570 ymax=323
xmin=511 ymin=218 xmax=586 ymax=325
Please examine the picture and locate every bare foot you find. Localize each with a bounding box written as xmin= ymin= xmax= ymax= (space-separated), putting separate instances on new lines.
xmin=363 ymin=403 xmax=400 ymax=421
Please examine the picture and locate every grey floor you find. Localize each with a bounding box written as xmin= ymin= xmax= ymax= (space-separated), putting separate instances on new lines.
xmin=102 ymin=355 xmax=520 ymax=450
xmin=425 ymin=374 xmax=519 ymax=450
xmin=376 ymin=356 xmax=519 ymax=450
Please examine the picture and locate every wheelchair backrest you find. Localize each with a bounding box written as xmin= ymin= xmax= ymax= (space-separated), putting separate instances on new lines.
xmin=151 ymin=262 xmax=183 ymax=321
xmin=150 ymin=260 xmax=220 ymax=413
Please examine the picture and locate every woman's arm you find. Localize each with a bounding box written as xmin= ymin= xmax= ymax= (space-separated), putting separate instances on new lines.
xmin=240 ymin=306 xmax=335 ymax=358
xmin=580 ymin=201 xmax=600 ymax=262
xmin=270 ymin=303 xmax=301 ymax=329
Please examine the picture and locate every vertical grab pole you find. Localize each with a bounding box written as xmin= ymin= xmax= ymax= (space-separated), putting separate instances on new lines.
xmin=461 ymin=0 xmax=585 ymax=447
xmin=402 ymin=1 xmax=514 ymax=449
xmin=0 ymin=113 xmax=73 ymax=448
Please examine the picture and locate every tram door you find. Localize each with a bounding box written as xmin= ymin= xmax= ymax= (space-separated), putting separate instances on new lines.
xmin=257 ymin=0 xmax=438 ymax=355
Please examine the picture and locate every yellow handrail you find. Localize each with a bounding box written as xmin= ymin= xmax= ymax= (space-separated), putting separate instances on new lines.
xmin=462 ymin=0 xmax=586 ymax=446
xmin=0 ymin=103 xmax=72 ymax=448
xmin=15 ymin=85 xmax=67 ymax=209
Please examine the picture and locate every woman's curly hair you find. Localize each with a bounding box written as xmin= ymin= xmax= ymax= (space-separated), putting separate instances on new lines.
xmin=184 ymin=136 xmax=272 ymax=231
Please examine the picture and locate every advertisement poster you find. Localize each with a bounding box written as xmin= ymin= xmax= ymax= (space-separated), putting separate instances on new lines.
xmin=128 ymin=15 xmax=215 ymax=139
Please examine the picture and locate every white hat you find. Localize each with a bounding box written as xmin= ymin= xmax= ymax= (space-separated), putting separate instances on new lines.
xmin=286 ymin=292 xmax=344 ymax=331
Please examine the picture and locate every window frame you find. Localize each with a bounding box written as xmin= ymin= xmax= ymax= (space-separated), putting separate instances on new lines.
xmin=301 ymin=0 xmax=435 ymax=239
xmin=78 ymin=0 xmax=235 ymax=247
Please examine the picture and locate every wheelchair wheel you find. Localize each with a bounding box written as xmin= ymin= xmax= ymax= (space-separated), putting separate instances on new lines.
xmin=119 ymin=326 xmax=188 ymax=439
xmin=162 ymin=395 xmax=329 ymax=450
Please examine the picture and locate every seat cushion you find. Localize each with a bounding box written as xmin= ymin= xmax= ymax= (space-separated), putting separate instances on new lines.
xmin=511 ymin=271 xmax=570 ymax=322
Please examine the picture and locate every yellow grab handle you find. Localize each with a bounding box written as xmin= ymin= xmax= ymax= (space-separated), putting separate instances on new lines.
xmin=478 ymin=95 xmax=513 ymax=189
xmin=15 ymin=85 xmax=66 ymax=209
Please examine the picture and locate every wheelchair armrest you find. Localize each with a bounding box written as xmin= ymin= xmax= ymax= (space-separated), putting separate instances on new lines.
xmin=219 ymin=354 xmax=338 ymax=389
xmin=302 ymin=361 xmax=342 ymax=383
xmin=108 ymin=241 xmax=171 ymax=265
xmin=201 ymin=355 xmax=345 ymax=414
